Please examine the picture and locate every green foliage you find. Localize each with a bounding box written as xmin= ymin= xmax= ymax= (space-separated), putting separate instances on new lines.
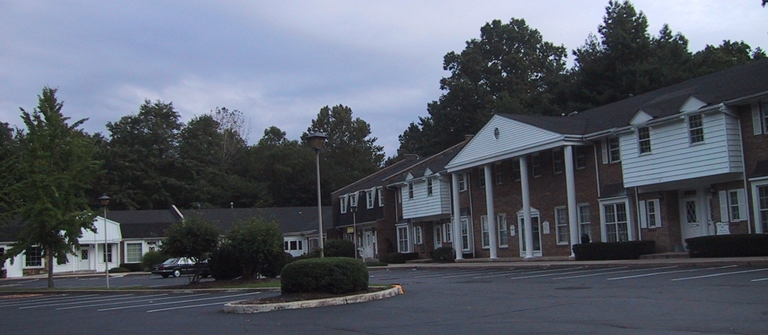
xmin=119 ymin=263 xmax=144 ymax=272
xmin=261 ymin=252 xmax=294 ymax=279
xmin=141 ymin=250 xmax=168 ymax=271
xmin=380 ymin=252 xmax=419 ymax=264
xmin=209 ymin=242 xmax=244 ymax=280
xmin=572 ymin=241 xmax=656 ymax=260
xmin=160 ymin=215 xmax=219 ymax=262
xmin=281 ymin=257 xmax=368 ymax=294
xmin=224 ymin=216 xmax=284 ymax=280
xmin=686 ymin=234 xmax=768 ymax=258
xmin=323 ymin=239 xmax=355 ymax=258
xmin=0 ymin=87 xmax=100 ymax=288
xmin=108 ymin=267 xmax=130 ymax=273
xmin=430 ymin=247 xmax=456 ymax=263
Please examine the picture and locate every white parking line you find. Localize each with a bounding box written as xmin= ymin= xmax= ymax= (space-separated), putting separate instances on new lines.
xmin=19 ymin=294 xmax=135 ymax=309
xmin=553 ymin=266 xmax=677 ymax=280
xmin=443 ymin=269 xmax=521 ymax=279
xmin=507 ymin=267 xmax=596 ymax=280
xmin=98 ymin=292 xmax=256 ymax=312
xmin=751 ymin=277 xmax=768 ymax=282
xmin=0 ymin=294 xmax=97 ymax=308
xmin=147 ymin=294 xmax=261 ymax=313
xmin=57 ymin=294 xmax=170 ymax=310
xmin=607 ymin=265 xmax=737 ymax=280
xmin=672 ymin=267 xmax=768 ymax=281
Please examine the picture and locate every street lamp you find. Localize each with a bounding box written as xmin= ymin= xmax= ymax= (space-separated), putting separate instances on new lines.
xmin=307 ymin=132 xmax=327 ymax=258
xmin=98 ymin=193 xmax=110 ymax=288
xmin=350 ymin=202 xmax=357 ymax=259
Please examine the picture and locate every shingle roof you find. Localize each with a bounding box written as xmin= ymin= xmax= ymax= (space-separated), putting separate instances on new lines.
xmin=333 ymin=154 xmax=422 ymax=195
xmin=386 ymin=138 xmax=470 ymax=183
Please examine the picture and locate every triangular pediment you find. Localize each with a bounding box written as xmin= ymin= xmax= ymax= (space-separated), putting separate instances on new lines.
xmin=679 ymin=96 xmax=707 ymax=113
xmin=629 ymin=111 xmax=653 ymax=125
xmin=405 ymin=172 xmax=414 ymax=181
xmin=424 ymin=168 xmax=433 ymax=176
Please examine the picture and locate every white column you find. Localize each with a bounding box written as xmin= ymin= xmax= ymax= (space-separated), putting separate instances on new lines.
xmin=484 ymin=164 xmax=498 ymax=259
xmin=520 ymin=156 xmax=534 ymax=258
xmin=451 ymin=172 xmax=463 ymax=260
xmin=564 ymin=146 xmax=579 ymax=257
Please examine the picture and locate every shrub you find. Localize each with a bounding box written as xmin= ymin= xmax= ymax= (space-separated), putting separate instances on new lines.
xmin=108 ymin=267 xmax=130 ymax=273
xmin=119 ymin=263 xmax=144 ymax=272
xmin=209 ymin=242 xmax=244 ymax=280
xmin=430 ymin=247 xmax=456 ymax=262
xmin=225 ymin=217 xmax=284 ymax=280
xmin=323 ymin=239 xmax=356 ymax=258
xmin=686 ymin=234 xmax=768 ymax=258
xmin=281 ymin=257 xmax=368 ymax=294
xmin=572 ymin=240 xmax=655 ymax=260
xmin=261 ymin=252 xmax=294 ymax=278
xmin=142 ymin=250 xmax=168 ymax=271
xmin=380 ymin=252 xmax=419 ymax=264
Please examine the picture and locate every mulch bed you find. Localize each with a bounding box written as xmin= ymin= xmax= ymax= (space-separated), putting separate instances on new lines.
xmin=240 ymin=286 xmax=388 ymax=304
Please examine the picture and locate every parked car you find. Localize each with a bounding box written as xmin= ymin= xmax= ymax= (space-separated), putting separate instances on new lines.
xmin=151 ymin=257 xmax=210 ymax=278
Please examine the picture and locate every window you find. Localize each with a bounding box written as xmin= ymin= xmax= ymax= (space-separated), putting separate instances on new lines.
xmin=721 ymin=189 xmax=746 ymax=222
xmin=495 ymin=163 xmax=503 ymax=184
xmin=531 ymin=154 xmax=541 ymax=177
xmin=340 ymin=195 xmax=348 ymax=213
xmin=443 ymin=222 xmax=452 ymax=243
xmin=603 ymin=202 xmax=629 ymax=242
xmin=366 ymin=190 xmax=374 ymax=209
xmin=478 ymin=168 xmax=486 ymax=188
xmin=763 ymin=102 xmax=768 ymax=134
xmin=688 ymin=114 xmax=704 ymax=144
xmin=103 ymin=244 xmax=113 ymax=263
xmin=427 ymin=178 xmax=433 ymax=196
xmin=512 ymin=158 xmax=521 ymax=181
xmin=481 ymin=216 xmax=490 ymax=248
xmin=575 ymin=147 xmax=587 ymax=169
xmin=638 ymin=126 xmax=652 ymax=154
xmin=397 ymin=225 xmax=410 ymax=252
xmin=497 ymin=214 xmax=508 ymax=247
xmin=458 ymin=173 xmax=467 ymax=192
xmin=757 ymin=185 xmax=768 ymax=233
xmin=349 ymin=193 xmax=358 ymax=208
xmin=413 ymin=226 xmax=423 ymax=245
xmin=639 ymin=199 xmax=661 ymax=228
xmin=555 ymin=207 xmax=569 ymax=245
xmin=25 ymin=246 xmax=42 ymax=267
xmin=604 ymin=137 xmax=621 ymax=163
xmin=126 ymin=243 xmax=143 ymax=263
xmin=578 ymin=205 xmax=591 ymax=242
xmin=377 ymin=187 xmax=384 ymax=207
xmin=408 ymin=183 xmax=414 ymax=199
xmin=552 ymin=149 xmax=564 ymax=174
xmin=460 ymin=218 xmax=471 ymax=252
xmin=434 ymin=225 xmax=442 ymax=245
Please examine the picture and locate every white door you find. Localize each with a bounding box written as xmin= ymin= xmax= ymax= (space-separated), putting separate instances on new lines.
xmin=361 ymin=230 xmax=375 ymax=259
xmin=433 ymin=224 xmax=443 ymax=249
xmin=78 ymin=246 xmax=91 ymax=271
xmin=680 ymin=190 xmax=711 ymax=246
xmin=518 ymin=215 xmax=542 ymax=257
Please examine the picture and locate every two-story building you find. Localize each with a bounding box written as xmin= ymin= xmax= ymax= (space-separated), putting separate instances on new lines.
xmin=445 ymin=58 xmax=768 ymax=259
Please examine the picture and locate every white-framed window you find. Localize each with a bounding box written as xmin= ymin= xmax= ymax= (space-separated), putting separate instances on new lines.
xmin=552 ymin=149 xmax=564 ymax=174
xmin=349 ymin=193 xmax=358 ymax=208
xmin=512 ymin=158 xmax=521 ymax=181
xmin=396 ymin=225 xmax=410 ymax=252
xmin=413 ymin=226 xmax=423 ymax=245
xmin=497 ymin=214 xmax=508 ymax=247
xmin=408 ymin=183 xmax=414 ymax=199
xmin=25 ymin=246 xmax=43 ymax=268
xmin=602 ymin=201 xmax=629 ymax=242
xmin=478 ymin=168 xmax=486 ymax=188
xmin=377 ymin=187 xmax=384 ymax=207
xmin=603 ymin=137 xmax=621 ymax=163
xmin=720 ymin=189 xmax=746 ymax=222
xmin=756 ymin=184 xmax=768 ymax=233
xmin=639 ymin=199 xmax=661 ymax=228
xmin=481 ymin=215 xmax=490 ymax=248
xmin=578 ymin=204 xmax=591 ymax=241
xmin=427 ymin=178 xmax=433 ymax=196
xmin=531 ymin=153 xmax=541 ymax=177
xmin=555 ymin=207 xmax=569 ymax=245
xmin=688 ymin=114 xmax=704 ymax=144
xmin=103 ymin=244 xmax=113 ymax=263
xmin=434 ymin=225 xmax=442 ymax=245
xmin=575 ymin=147 xmax=587 ymax=169
xmin=458 ymin=173 xmax=467 ymax=192
xmin=495 ymin=162 xmax=503 ymax=184
xmin=366 ymin=189 xmax=374 ymax=209
xmin=752 ymin=101 xmax=768 ymax=135
xmin=340 ymin=195 xmax=348 ymax=214
xmin=126 ymin=243 xmax=143 ymax=263
xmin=460 ymin=218 xmax=471 ymax=252
xmin=443 ymin=222 xmax=452 ymax=243
xmin=638 ymin=126 xmax=652 ymax=154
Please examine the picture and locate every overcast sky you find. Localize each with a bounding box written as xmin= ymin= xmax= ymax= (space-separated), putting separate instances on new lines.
xmin=1 ymin=1 xmax=766 ymax=157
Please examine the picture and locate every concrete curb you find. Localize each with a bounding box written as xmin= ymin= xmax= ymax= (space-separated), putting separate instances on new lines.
xmin=223 ymin=285 xmax=404 ymax=314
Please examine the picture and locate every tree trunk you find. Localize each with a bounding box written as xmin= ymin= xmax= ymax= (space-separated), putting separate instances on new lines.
xmin=46 ymin=246 xmax=54 ymax=288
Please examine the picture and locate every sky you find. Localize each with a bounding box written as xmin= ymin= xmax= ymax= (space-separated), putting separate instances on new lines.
xmin=1 ymin=1 xmax=766 ymax=157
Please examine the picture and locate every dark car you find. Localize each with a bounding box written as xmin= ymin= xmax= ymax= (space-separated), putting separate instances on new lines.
xmin=151 ymin=257 xmax=210 ymax=278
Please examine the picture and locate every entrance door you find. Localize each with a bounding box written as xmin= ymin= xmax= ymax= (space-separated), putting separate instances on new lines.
xmin=78 ymin=246 xmax=91 ymax=271
xmin=680 ymin=190 xmax=711 ymax=246
xmin=518 ymin=215 xmax=542 ymax=257
xmin=434 ymin=224 xmax=443 ymax=249
xmin=361 ymin=230 xmax=376 ymax=259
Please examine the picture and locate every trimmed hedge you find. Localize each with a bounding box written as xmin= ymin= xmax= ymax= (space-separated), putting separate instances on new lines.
xmin=380 ymin=252 xmax=419 ymax=264
xmin=261 ymin=252 xmax=294 ymax=278
xmin=323 ymin=239 xmax=356 ymax=258
xmin=686 ymin=234 xmax=768 ymax=258
xmin=119 ymin=263 xmax=144 ymax=272
xmin=281 ymin=257 xmax=368 ymax=294
xmin=572 ymin=240 xmax=656 ymax=260
xmin=430 ymin=247 xmax=456 ymax=263
xmin=209 ymin=243 xmax=244 ymax=280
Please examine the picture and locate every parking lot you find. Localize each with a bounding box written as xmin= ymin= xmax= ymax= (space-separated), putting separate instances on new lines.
xmin=1 ymin=264 xmax=767 ymax=334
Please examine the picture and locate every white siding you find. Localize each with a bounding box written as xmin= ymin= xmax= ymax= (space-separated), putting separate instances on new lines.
xmin=401 ymin=176 xmax=452 ymax=219
xmin=622 ymin=113 xmax=743 ymax=187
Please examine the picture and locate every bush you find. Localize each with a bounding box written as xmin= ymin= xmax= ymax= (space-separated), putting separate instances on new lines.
xmin=686 ymin=234 xmax=768 ymax=258
xmin=108 ymin=267 xmax=130 ymax=273
xmin=261 ymin=252 xmax=294 ymax=278
xmin=209 ymin=242 xmax=244 ymax=280
xmin=430 ymin=247 xmax=456 ymax=263
xmin=281 ymin=257 xmax=368 ymax=294
xmin=142 ymin=250 xmax=168 ymax=271
xmin=225 ymin=217 xmax=284 ymax=280
xmin=119 ymin=263 xmax=144 ymax=272
xmin=572 ymin=240 xmax=656 ymax=260
xmin=380 ymin=252 xmax=419 ymax=264
xmin=323 ymin=239 xmax=356 ymax=258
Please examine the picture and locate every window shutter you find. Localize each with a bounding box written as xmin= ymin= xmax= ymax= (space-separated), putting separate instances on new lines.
xmin=736 ymin=189 xmax=747 ymax=221
xmin=718 ymin=191 xmax=728 ymax=222
xmin=752 ymin=103 xmax=762 ymax=135
xmin=601 ymin=139 xmax=608 ymax=164
xmin=638 ymin=200 xmax=647 ymax=228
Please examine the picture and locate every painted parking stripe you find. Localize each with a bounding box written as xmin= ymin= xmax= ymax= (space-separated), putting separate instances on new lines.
xmin=751 ymin=277 xmax=768 ymax=282
xmin=478 ymin=267 xmax=580 ymax=279
xmin=553 ymin=266 xmax=678 ymax=280
xmin=443 ymin=268 xmax=521 ymax=279
xmin=57 ymin=294 xmax=171 ymax=310
xmin=0 ymin=294 xmax=98 ymax=308
xmin=607 ymin=265 xmax=737 ymax=280
xmin=672 ymin=267 xmax=768 ymax=281
xmin=98 ymin=292 xmax=255 ymax=312
xmin=19 ymin=294 xmax=135 ymax=309
xmin=147 ymin=294 xmax=262 ymax=313
xmin=508 ymin=267 xmax=626 ymax=280
xmin=550 ymin=266 xmax=632 ymax=279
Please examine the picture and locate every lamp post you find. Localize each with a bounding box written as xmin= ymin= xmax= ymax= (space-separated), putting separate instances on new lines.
xmin=98 ymin=194 xmax=111 ymax=288
xmin=307 ymin=132 xmax=327 ymax=258
xmin=350 ymin=203 xmax=357 ymax=259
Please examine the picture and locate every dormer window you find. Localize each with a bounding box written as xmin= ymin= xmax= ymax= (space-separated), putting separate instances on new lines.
xmin=638 ymin=127 xmax=652 ymax=154
xmin=349 ymin=193 xmax=358 ymax=207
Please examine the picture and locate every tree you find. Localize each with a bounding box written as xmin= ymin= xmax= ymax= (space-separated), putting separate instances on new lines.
xmin=160 ymin=215 xmax=219 ymax=281
xmin=223 ymin=216 xmax=283 ymax=280
xmin=0 ymin=122 xmax=20 ymax=217
xmin=305 ymin=105 xmax=385 ymax=198
xmin=692 ymin=40 xmax=767 ymax=76
xmin=0 ymin=87 xmax=100 ymax=288
xmin=104 ymin=100 xmax=185 ymax=209
xmin=398 ymin=18 xmax=568 ymax=157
